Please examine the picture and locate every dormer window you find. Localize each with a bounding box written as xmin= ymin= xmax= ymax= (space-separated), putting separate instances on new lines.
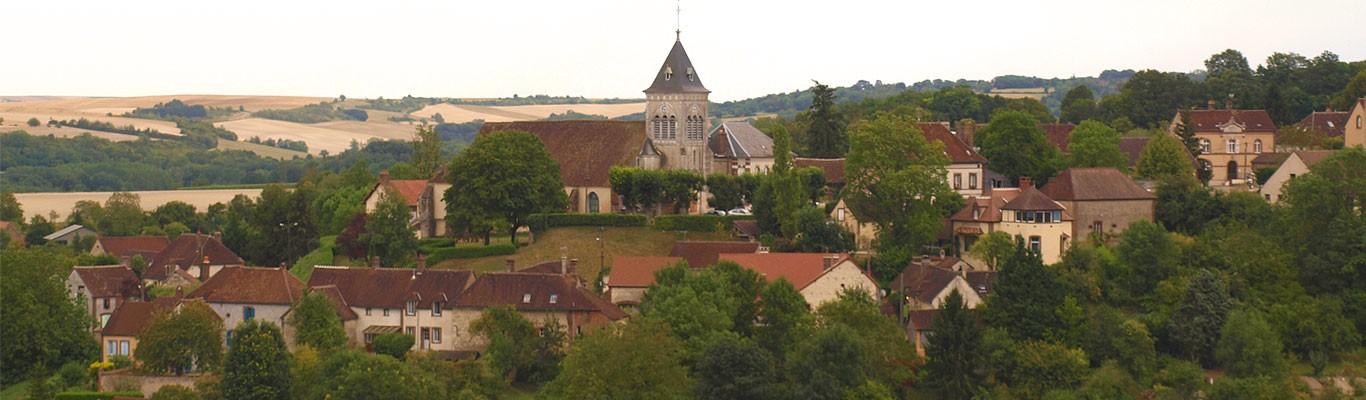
xmin=549 ymin=294 xmax=558 ymax=304
xmin=432 ymin=301 xmax=442 ymax=316
xmin=664 ymin=67 xmax=673 ymax=81
xmin=686 ymin=67 xmax=695 ymax=81
xmin=522 ymin=294 xmax=532 ymax=303
xmin=406 ymin=300 xmax=416 ymax=316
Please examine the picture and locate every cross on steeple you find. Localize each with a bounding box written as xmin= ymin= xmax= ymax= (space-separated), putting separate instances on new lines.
xmin=675 ymin=0 xmax=681 ymax=41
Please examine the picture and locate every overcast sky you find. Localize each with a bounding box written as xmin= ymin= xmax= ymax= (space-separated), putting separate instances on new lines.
xmin=5 ymin=0 xmax=1364 ymax=102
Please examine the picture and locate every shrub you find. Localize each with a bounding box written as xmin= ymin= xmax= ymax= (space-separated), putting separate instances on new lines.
xmin=417 ymin=237 xmax=455 ymax=248
xmin=527 ymin=213 xmax=647 ymax=232
xmin=653 ymin=215 xmax=755 ymax=232
xmin=150 ymin=385 xmax=200 ymax=400
xmin=53 ymin=392 xmax=145 ymax=400
xmin=372 ymin=333 xmax=414 ymax=360
xmin=57 ymin=361 xmax=91 ymax=390
xmin=424 ymin=243 xmax=517 ymax=264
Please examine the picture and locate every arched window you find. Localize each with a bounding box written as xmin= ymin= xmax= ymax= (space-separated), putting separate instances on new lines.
xmin=1199 ymin=139 xmax=1211 ymax=154
xmin=686 ymin=115 xmax=704 ymax=140
xmin=667 ymin=115 xmax=677 ymax=139
xmin=1253 ymin=139 xmax=1263 ymax=153
xmin=651 ymin=116 xmax=662 ymax=139
xmin=587 ymin=192 xmax=600 ymax=214
xmin=1226 ymin=139 xmax=1238 ymax=154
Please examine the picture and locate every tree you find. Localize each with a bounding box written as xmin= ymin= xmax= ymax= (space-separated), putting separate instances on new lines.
xmin=445 ymin=130 xmax=567 ymax=245
xmin=27 ymin=117 xmax=40 ymax=127
xmin=1330 ymin=69 xmax=1366 ymax=111
xmin=787 ymin=206 xmax=854 ymax=252
xmin=1170 ymin=270 xmax=1232 ymax=366
xmin=1114 ymin=220 xmax=1177 ymax=300
xmin=984 ymin=240 xmax=1065 ymax=342
xmin=541 ymin=320 xmax=693 ymax=400
xmin=802 ymin=81 xmax=846 ymax=158
xmin=771 ymin=125 xmax=804 ymax=237
xmin=359 ymin=188 xmax=417 ymax=267
xmin=287 ymin=291 xmax=348 ymax=352
xmin=787 ymin=324 xmax=868 ymax=400
xmin=1066 ymin=121 xmax=1129 ymax=170
xmin=661 ymin=170 xmax=702 ymax=214
xmin=977 ymin=110 xmax=1063 ymax=185
xmin=411 ymin=124 xmax=443 ymax=179
xmin=372 ymin=333 xmax=413 ymax=360
xmin=100 ymin=192 xmax=146 ymax=236
xmin=814 ymin=289 xmax=917 ymax=390
xmin=1100 ymin=70 xmax=1203 ymax=129
xmin=1215 ymin=308 xmax=1288 ymax=379
xmin=137 ymin=300 xmax=224 ymax=374
xmin=468 ymin=305 xmax=564 ymax=384
xmin=0 ymin=248 xmax=95 ymax=384
xmin=1009 ymin=340 xmax=1089 ymax=398
xmin=844 ymin=114 xmax=954 ymax=253
xmin=151 ymin=201 xmax=197 ymax=227
xmin=1203 ymin=49 xmax=1261 ymax=109
xmin=967 ymin=231 xmax=1012 ymax=270
xmin=325 ymin=351 xmax=445 ymax=400
xmin=1059 ymin=85 xmax=1097 ymax=124
xmin=756 ymin=277 xmax=811 ymax=360
xmin=706 ymin=173 xmax=744 ymax=211
xmin=0 ymin=191 xmax=22 ymax=223
xmin=1136 ymin=133 xmax=1197 ymax=183
xmin=222 ymin=320 xmax=290 ymax=400
xmin=694 ymin=336 xmax=778 ymax=400
xmin=924 ymin=290 xmax=983 ymax=400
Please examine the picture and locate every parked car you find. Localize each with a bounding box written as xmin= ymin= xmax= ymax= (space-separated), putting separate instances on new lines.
xmin=705 ymin=209 xmax=728 ymax=216
xmin=727 ymin=208 xmax=752 ymax=216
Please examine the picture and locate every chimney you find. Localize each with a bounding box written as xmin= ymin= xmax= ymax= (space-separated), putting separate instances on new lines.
xmin=379 ymin=170 xmax=390 ymax=185
xmin=569 ymin=258 xmax=579 ymax=276
xmin=1207 ymin=99 xmax=1215 ymax=110
xmin=199 ymin=255 xmax=211 ymax=281
xmin=417 ymin=253 xmax=427 ymax=271
xmin=921 ymin=255 xmax=931 ymax=265
xmin=561 ymin=254 xmax=569 ymax=275
xmin=1225 ymin=99 xmax=1233 ymax=110
xmin=371 ymin=256 xmax=380 ymax=269
xmin=506 ymin=258 xmax=515 ymax=272
xmin=1019 ymin=176 xmax=1033 ymax=188
xmin=959 ymin=123 xmax=976 ymax=148
xmin=822 ymin=255 xmax=835 ymax=270
xmin=279 ymin=262 xmax=287 ymax=271
xmin=213 ymin=231 xmax=222 ymax=241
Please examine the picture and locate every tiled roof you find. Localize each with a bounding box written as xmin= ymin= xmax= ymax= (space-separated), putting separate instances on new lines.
xmin=918 ymin=122 xmax=987 ymax=164
xmin=96 ymin=236 xmax=170 ymax=259
xmin=519 ymin=261 xmax=570 ymax=275
xmin=608 ymin=256 xmax=682 ymax=288
xmin=965 ymin=271 xmax=997 ymax=297
xmin=794 ymin=158 xmax=845 ymax=184
xmin=892 ymin=263 xmax=960 ymax=304
xmin=1001 ymin=186 xmax=1066 ymax=211
xmin=709 ymin=122 xmax=774 ymax=159
xmin=1297 ymin=111 xmax=1349 ymax=137
xmin=668 ymin=241 xmax=761 ymax=269
xmin=643 ymin=39 xmax=709 ymax=94
xmin=718 ymin=253 xmax=850 ymax=290
xmin=949 ymin=188 xmax=1022 ymax=223
xmin=1040 ymin=168 xmax=1155 ymax=201
xmin=908 ymin=309 xmax=939 ymax=332
xmin=307 ymin=266 xmax=473 ymax=309
xmin=453 ymin=273 xmax=627 ymax=320
xmin=371 ymin=179 xmax=427 ymax=208
xmin=0 ymin=221 xmax=21 ymax=245
xmin=732 ymin=220 xmax=762 ymax=238
xmin=478 ymin=121 xmax=647 ymax=187
xmin=1118 ymin=137 xmax=1151 ymax=168
xmin=101 ymin=296 xmax=185 ymax=337
xmin=73 ymin=265 xmax=141 ymax=298
xmin=308 ymin=285 xmax=359 ymax=321
xmin=1040 ymin=124 xmax=1077 ymax=152
xmin=145 ymin=234 xmax=244 ymax=281
xmin=188 ymin=266 xmax=303 ymax=305
xmin=1295 ymin=150 xmax=1337 ymax=166
xmin=1179 ymin=109 xmax=1276 ymax=132
xmin=1251 ymin=152 xmax=1291 ymax=169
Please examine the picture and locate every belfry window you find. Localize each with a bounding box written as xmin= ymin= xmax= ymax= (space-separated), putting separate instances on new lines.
xmin=687 ymin=67 xmax=695 ymax=81
xmin=664 ymin=67 xmax=673 ymax=81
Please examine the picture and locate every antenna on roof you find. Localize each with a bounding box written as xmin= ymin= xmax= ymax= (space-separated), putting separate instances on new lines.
xmin=675 ymin=0 xmax=681 ymax=41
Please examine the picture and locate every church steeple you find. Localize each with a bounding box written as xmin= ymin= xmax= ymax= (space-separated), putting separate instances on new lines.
xmin=644 ymin=40 xmax=709 ymax=95
xmin=643 ymin=32 xmax=711 ymax=175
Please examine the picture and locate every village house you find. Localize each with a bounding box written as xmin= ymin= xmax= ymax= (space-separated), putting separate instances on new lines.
xmin=67 ymin=265 xmax=144 ymax=332
xmin=360 ymin=169 xmax=453 ymax=239
xmin=1259 ymin=150 xmax=1337 ymax=203
xmin=1039 ymin=168 xmax=1156 ymax=242
xmin=99 ymin=293 xmax=190 ymax=363
xmin=949 ymin=178 xmax=1074 ymax=265
xmin=668 ymin=240 xmax=762 ymax=269
xmin=795 ymin=157 xmax=846 ymax=196
xmin=142 ymin=233 xmax=244 ymax=288
xmin=892 ymin=257 xmax=984 ymax=312
xmin=709 ymin=122 xmax=775 ymax=175
xmin=186 ymin=265 xmax=303 ymax=344
xmin=919 ymin=122 xmax=988 ymax=197
xmin=449 ymin=269 xmax=628 ymax=353
xmin=719 ymin=253 xmax=878 ymax=307
xmin=91 ymin=235 xmax=170 ymax=266
xmin=44 ymin=224 xmax=97 ymax=245
xmin=1347 ymin=98 xmax=1366 ymax=149
xmin=306 ymin=259 xmax=472 ymax=352
xmin=363 ymin=170 xmax=426 ymax=230
xmin=1169 ymin=103 xmax=1277 ymax=185
xmin=280 ymin=285 xmax=360 ymax=348
xmin=1119 ymin=137 xmax=1152 ymax=170
xmin=605 ymin=256 xmax=682 ymax=307
xmin=1298 ymin=108 xmax=1349 ymax=140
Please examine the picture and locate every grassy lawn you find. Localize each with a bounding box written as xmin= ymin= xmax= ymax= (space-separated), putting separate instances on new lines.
xmin=291 ymin=235 xmax=338 ymax=281
xmin=435 ymin=226 xmax=731 ymax=282
xmin=0 ymin=381 xmax=28 ymax=400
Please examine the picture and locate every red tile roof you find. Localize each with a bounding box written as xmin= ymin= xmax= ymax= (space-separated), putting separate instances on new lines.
xmin=668 ymin=241 xmax=761 ymax=269
xmin=188 ymin=266 xmax=303 ymax=305
xmin=732 ymin=220 xmax=762 ymax=238
xmin=478 ymin=121 xmax=648 ymax=187
xmin=96 ymin=236 xmax=170 ymax=259
xmin=1040 ymin=123 xmax=1077 ymax=152
xmin=453 ymin=273 xmax=627 ymax=320
xmin=717 ymin=253 xmax=850 ymax=290
xmin=307 ymin=266 xmax=473 ymax=309
xmin=892 ymin=263 xmax=961 ymax=304
xmin=608 ymin=256 xmax=682 ymax=288
xmin=101 ymin=296 xmax=183 ymax=336
xmin=1179 ymin=109 xmax=1277 ymax=132
xmin=1295 ymin=150 xmax=1337 ymax=166
xmin=918 ymin=122 xmax=987 ymax=164
xmin=1040 ymin=168 xmax=1156 ymax=201
xmin=1118 ymin=137 xmax=1151 ymax=168
xmin=1298 ymin=111 xmax=1349 ymax=138
xmin=949 ymin=188 xmax=1022 ymax=223
xmin=145 ymin=234 xmax=244 ymax=281
xmin=371 ymin=179 xmax=427 ymax=208
xmin=308 ymin=285 xmax=359 ymax=321
xmin=72 ymin=265 xmax=141 ymax=298
xmin=908 ymin=309 xmax=939 ymax=332
xmin=965 ymin=271 xmax=997 ymax=297
xmin=794 ymin=158 xmax=845 ymax=184
xmin=1001 ymin=186 xmax=1066 ymax=211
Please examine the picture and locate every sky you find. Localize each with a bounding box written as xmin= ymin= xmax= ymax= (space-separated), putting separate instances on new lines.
xmin=5 ymin=0 xmax=1364 ymax=102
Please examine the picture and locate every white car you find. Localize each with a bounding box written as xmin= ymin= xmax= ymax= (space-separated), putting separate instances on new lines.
xmin=727 ymin=208 xmax=752 ymax=216
xmin=705 ymin=209 xmax=728 ymax=216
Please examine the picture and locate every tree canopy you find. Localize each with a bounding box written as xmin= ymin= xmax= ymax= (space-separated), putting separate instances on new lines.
xmin=844 ymin=113 xmax=955 ymax=253
xmin=444 ymin=130 xmax=567 ymax=244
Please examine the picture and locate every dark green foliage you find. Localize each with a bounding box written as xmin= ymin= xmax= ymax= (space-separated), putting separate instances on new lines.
xmin=254 ymin=101 xmax=359 ymax=123
xmin=787 ymin=324 xmax=868 ymax=400
xmin=222 ymin=321 xmax=291 ymax=400
xmin=27 ymin=375 xmax=56 ymax=400
xmin=984 ymin=240 xmax=1065 ymax=341
xmin=0 ymin=248 xmax=96 ymax=384
xmin=814 ymin=289 xmax=918 ymax=392
xmin=544 ymin=110 xmax=608 ymax=120
xmin=1076 ymin=361 xmax=1141 ymax=400
xmin=445 ymin=129 xmax=567 ymax=245
xmin=287 ymin=291 xmax=348 ymax=352
xmin=136 ymin=300 xmax=224 ymax=375
xmin=468 ymin=306 xmax=565 ymax=384
xmin=27 ymin=117 xmax=40 ymax=127
xmin=1065 ymin=121 xmax=1128 ymax=170
xmin=149 ymin=385 xmax=201 ymax=400
xmin=978 ymin=110 xmax=1064 ymax=185
xmin=421 ymin=243 xmax=516 ymax=264
xmin=341 ymin=109 xmax=368 ymax=121
xmin=541 ymin=320 xmax=693 ymax=400
xmin=925 ymin=290 xmax=984 ymax=400
xmin=756 ymin=278 xmax=810 ymax=360
xmin=843 ymin=114 xmax=955 ymax=254
xmin=1010 ymin=340 xmax=1089 ymax=398
xmin=651 ymin=215 xmax=753 ymax=232
xmin=125 ymin=99 xmax=228 ymax=120
xmin=358 ymin=95 xmax=436 ymax=113
xmin=50 ymin=118 xmax=174 ymax=139
xmin=320 ymin=350 xmax=446 ymax=400
xmin=371 ymin=333 xmax=414 ymax=360
xmin=1059 ymin=85 xmax=1097 ymax=124
xmin=1215 ymin=309 xmax=1287 ymax=378
xmin=410 ymin=124 xmax=442 ymax=180
xmin=1 ymin=191 xmax=23 ymax=223
xmin=1114 ymin=220 xmax=1177 ymax=301
xmin=1099 ymin=69 xmax=1203 ymax=129
xmin=1169 ymin=270 xmax=1232 ymax=366
xmin=705 ymin=172 xmax=744 ymax=211
xmin=51 ymin=392 xmax=145 ymax=400
xmin=1206 ymin=375 xmax=1295 ymax=400
xmin=55 ymin=361 xmax=90 ymax=390
xmin=694 ymin=336 xmax=778 ymax=400
xmin=785 ymin=206 xmax=854 ymax=253
xmin=801 ymin=81 xmax=847 ymax=158
xmin=360 ymin=188 xmax=417 ymax=267
xmin=1266 ymin=297 xmax=1359 ymax=364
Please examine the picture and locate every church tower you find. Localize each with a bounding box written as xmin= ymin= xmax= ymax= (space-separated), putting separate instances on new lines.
xmin=644 ymin=33 xmax=711 ymax=174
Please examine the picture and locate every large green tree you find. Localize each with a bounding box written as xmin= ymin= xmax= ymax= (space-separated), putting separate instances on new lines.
xmin=977 ymin=110 xmax=1063 ymax=185
xmin=222 ymin=320 xmax=291 ymax=400
xmin=786 ymin=324 xmax=869 ymax=400
xmin=771 ymin=125 xmax=804 ymax=238
xmin=1215 ymin=309 xmax=1288 ymax=379
xmin=802 ymin=81 xmax=846 ymax=158
xmin=0 ymin=248 xmax=95 ymax=384
xmin=1059 ymin=85 xmax=1097 ymax=124
xmin=541 ymin=320 xmax=693 ymax=400
xmin=445 ymin=130 xmax=567 ymax=245
xmin=1100 ymin=69 xmax=1203 ymax=129
xmin=286 ymin=291 xmax=348 ymax=352
xmin=359 ymin=188 xmax=418 ymax=267
xmin=755 ymin=277 xmax=811 ymax=360
xmin=983 ymin=240 xmax=1064 ymax=342
xmin=1170 ymin=269 xmax=1232 ymax=366
xmin=924 ymin=290 xmax=984 ymax=400
xmin=468 ymin=305 xmax=564 ymax=384
xmin=1203 ymin=49 xmax=1262 ymax=109
xmin=137 ymin=300 xmax=225 ymax=374
xmin=1066 ymin=121 xmax=1129 ymax=171
xmin=100 ymin=192 xmax=147 ymax=236
xmin=0 ymin=191 xmax=23 ymax=223
xmin=694 ymin=336 xmax=778 ymax=400
xmin=410 ymin=124 xmax=444 ymax=179
xmin=844 ymin=114 xmax=954 ymax=252
xmin=1136 ymin=133 xmax=1197 ymax=183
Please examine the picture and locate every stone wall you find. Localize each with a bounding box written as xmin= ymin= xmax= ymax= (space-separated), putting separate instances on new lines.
xmin=99 ymin=369 xmax=200 ymax=397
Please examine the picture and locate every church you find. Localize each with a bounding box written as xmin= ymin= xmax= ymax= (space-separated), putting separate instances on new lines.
xmin=476 ymin=32 xmax=715 ymax=214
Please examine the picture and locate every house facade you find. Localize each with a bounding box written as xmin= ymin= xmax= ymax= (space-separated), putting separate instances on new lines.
xmin=719 ymin=253 xmax=878 ymax=307
xmin=143 ymin=233 xmax=244 ymax=287
xmin=1039 ymin=168 xmax=1156 ymax=241
xmin=605 ymin=256 xmax=682 ymax=306
xmin=449 ymin=272 xmax=628 ymax=352
xmin=919 ymin=122 xmax=988 ymax=197
xmin=99 ymin=295 xmax=186 ymax=363
xmin=893 ymin=258 xmax=984 ymax=312
xmin=1259 ymin=151 xmax=1336 ymax=203
xmin=67 ymin=265 xmax=143 ymax=332
xmin=1169 ymin=106 xmax=1277 ymax=184
xmin=1347 ymin=98 xmax=1366 ymax=149
xmin=949 ymin=180 xmax=1073 ymax=264
xmin=186 ymin=265 xmax=303 ymax=343
xmin=306 ymin=264 xmax=474 ymax=352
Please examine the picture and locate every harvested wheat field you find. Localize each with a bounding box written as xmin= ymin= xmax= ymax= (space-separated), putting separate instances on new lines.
xmin=0 ymin=110 xmax=182 ymax=135
xmin=494 ymin=103 xmax=646 ymax=119
xmin=14 ymin=189 xmax=264 ymax=221
xmin=0 ymin=95 xmax=332 ymax=113
xmin=217 ymin=140 xmax=308 ymax=159
xmin=409 ymin=104 xmax=533 ymax=123
xmin=0 ymin=123 xmax=146 ymax=142
xmin=314 ymin=120 xmax=417 ymax=140
xmin=409 ymin=102 xmax=646 ymax=123
xmin=217 ymin=118 xmax=407 ymax=155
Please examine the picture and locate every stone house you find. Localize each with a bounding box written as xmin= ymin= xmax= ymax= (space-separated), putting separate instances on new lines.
xmin=919 ymin=122 xmax=988 ymax=196
xmin=1298 ymin=109 xmax=1349 ymax=141
xmin=1259 ymin=150 xmax=1336 ymax=203
xmin=363 ymin=170 xmax=427 ymax=230
xmin=449 ymin=271 xmax=628 ymax=352
xmin=99 ymin=294 xmax=186 ymax=363
xmin=709 ymin=122 xmax=775 ymax=175
xmin=949 ymin=178 xmax=1074 ymax=264
xmin=306 ymin=262 xmax=474 ymax=352
xmin=143 ymin=233 xmax=244 ymax=288
xmin=892 ymin=258 xmax=984 ymax=312
xmin=67 ymin=265 xmax=144 ymax=332
xmin=1347 ymin=98 xmax=1366 ymax=149
xmin=91 ymin=235 xmax=170 ymax=266
xmin=719 ymin=253 xmax=878 ymax=307
xmin=1169 ymin=104 xmax=1277 ymax=185
xmin=1039 ymin=168 xmax=1156 ymax=242
xmin=605 ymin=256 xmax=682 ymax=307
xmin=186 ymin=265 xmax=303 ymax=345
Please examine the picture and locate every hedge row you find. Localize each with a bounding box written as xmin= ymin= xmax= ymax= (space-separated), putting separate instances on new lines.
xmin=528 ymin=213 xmax=647 ymax=232
xmin=425 ymin=243 xmax=517 ymax=264
xmin=55 ymin=392 xmax=145 ymax=400
xmin=653 ymin=215 xmax=755 ymax=232
xmin=417 ymin=237 xmax=455 ymax=248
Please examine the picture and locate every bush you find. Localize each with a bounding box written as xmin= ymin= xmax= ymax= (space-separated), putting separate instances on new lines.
xmin=652 ymin=215 xmax=754 ymax=232
xmin=53 ymin=392 xmax=145 ymax=400
xmin=424 ymin=243 xmax=517 ymax=264
xmin=527 ymin=213 xmax=646 ymax=232
xmin=417 ymin=237 xmax=455 ymax=248
xmin=150 ymin=385 xmax=200 ymax=400
xmin=57 ymin=361 xmax=91 ymax=390
xmin=372 ymin=333 xmax=414 ymax=360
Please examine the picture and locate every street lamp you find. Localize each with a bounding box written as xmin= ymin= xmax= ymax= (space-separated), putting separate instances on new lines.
xmin=279 ymin=221 xmax=299 ymax=265
xmin=596 ymin=226 xmax=606 ymax=276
